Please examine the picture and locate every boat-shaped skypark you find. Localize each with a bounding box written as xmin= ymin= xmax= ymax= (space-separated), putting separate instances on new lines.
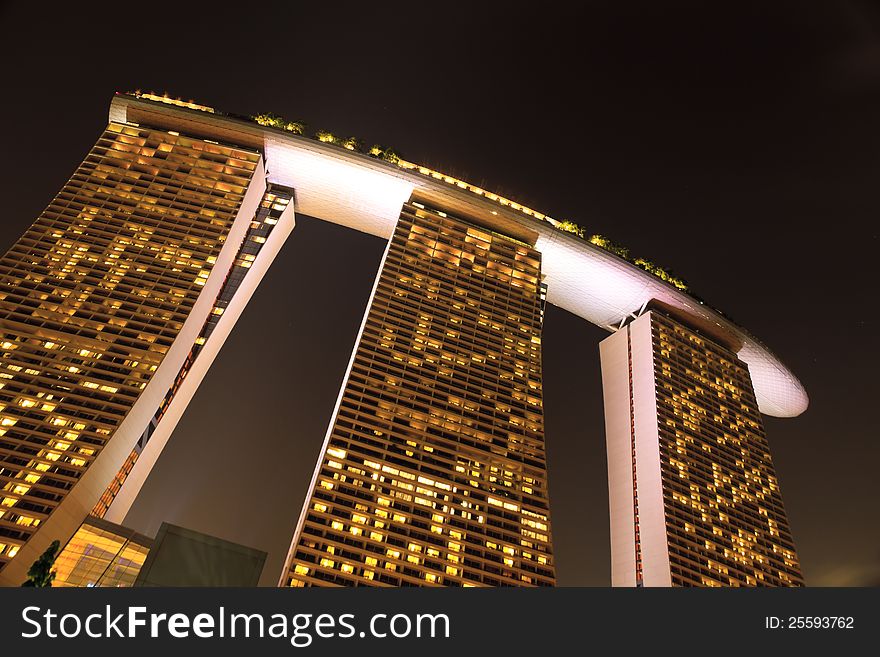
xmin=0 ymin=92 xmax=806 ymax=587
xmin=109 ymin=92 xmax=806 ymax=418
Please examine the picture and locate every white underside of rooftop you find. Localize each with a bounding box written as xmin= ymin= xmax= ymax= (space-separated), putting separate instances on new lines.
xmin=108 ymin=98 xmax=808 ymax=418
xmin=262 ymin=138 xmax=807 ymax=418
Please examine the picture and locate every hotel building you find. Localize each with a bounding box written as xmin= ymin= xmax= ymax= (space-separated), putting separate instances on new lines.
xmin=600 ymin=310 xmax=803 ymax=586
xmin=0 ymin=93 xmax=806 ymax=586
xmin=282 ymin=200 xmax=554 ymax=587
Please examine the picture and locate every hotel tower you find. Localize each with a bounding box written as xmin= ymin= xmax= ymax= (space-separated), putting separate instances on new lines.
xmin=282 ymin=200 xmax=554 ymax=587
xmin=600 ymin=310 xmax=802 ymax=586
xmin=0 ymin=93 xmax=806 ymax=586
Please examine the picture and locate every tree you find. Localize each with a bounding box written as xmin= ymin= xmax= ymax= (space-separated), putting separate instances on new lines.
xmin=21 ymin=540 xmax=60 ymax=587
xmin=251 ymin=113 xmax=305 ymax=135
xmin=314 ymin=130 xmax=339 ymax=144
xmin=341 ymin=136 xmax=362 ymax=151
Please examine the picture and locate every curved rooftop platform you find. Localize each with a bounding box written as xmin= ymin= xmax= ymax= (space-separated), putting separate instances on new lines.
xmin=109 ymin=94 xmax=808 ymax=418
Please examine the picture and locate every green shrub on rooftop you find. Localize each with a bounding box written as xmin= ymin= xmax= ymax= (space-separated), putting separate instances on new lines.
xmin=252 ymin=113 xmax=304 ymax=135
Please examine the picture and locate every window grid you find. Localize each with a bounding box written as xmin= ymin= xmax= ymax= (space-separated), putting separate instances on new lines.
xmin=285 ymin=201 xmax=555 ymax=587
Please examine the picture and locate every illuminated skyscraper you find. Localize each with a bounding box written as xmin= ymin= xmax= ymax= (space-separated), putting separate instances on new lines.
xmin=281 ymin=200 xmax=555 ymax=586
xmin=0 ymin=113 xmax=295 ymax=586
xmin=0 ymin=92 xmax=808 ymax=586
xmin=600 ymin=310 xmax=803 ymax=586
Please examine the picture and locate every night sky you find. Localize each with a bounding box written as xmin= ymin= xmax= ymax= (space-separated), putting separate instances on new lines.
xmin=0 ymin=1 xmax=877 ymax=586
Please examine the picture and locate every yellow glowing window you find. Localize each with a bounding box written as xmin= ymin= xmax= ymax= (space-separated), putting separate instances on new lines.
xmin=331 ymin=521 xmax=344 ymax=531
xmin=327 ymin=447 xmax=347 ymax=459
xmin=313 ymin=503 xmax=328 ymax=513
xmin=294 ymin=564 xmax=309 ymax=576
xmin=425 ymin=573 xmax=438 ymax=583
xmin=319 ymin=558 xmax=335 ymax=569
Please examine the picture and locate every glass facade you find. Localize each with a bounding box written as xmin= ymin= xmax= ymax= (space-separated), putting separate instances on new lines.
xmin=283 ymin=199 xmax=555 ymax=587
xmin=53 ymin=516 xmax=151 ymax=587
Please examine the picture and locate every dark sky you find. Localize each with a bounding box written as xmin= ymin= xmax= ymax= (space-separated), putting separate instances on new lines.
xmin=0 ymin=1 xmax=877 ymax=586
